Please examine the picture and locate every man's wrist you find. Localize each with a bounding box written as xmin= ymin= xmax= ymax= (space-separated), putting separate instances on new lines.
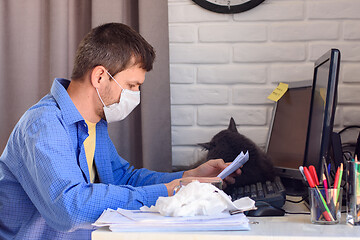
xmin=183 ymin=169 xmax=195 ymax=178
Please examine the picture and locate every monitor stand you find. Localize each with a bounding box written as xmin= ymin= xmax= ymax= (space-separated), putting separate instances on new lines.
xmin=280 ymin=177 xmax=307 ymax=197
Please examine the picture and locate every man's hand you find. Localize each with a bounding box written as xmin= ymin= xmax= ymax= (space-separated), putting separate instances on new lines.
xmin=183 ymin=159 xmax=242 ymax=189
xmin=164 ymin=179 xmax=181 ymax=196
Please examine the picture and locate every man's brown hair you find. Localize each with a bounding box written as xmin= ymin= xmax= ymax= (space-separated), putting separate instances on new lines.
xmin=71 ymin=22 xmax=156 ymax=79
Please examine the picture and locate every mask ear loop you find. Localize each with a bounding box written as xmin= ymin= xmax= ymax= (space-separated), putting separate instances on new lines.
xmin=96 ymin=70 xmax=124 ymax=107
xmin=106 ymin=70 xmax=124 ymax=91
xmin=96 ymin=88 xmax=106 ymax=107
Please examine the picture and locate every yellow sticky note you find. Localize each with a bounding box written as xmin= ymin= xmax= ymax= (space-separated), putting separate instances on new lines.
xmin=267 ymin=83 xmax=289 ymax=102
xmin=319 ymin=87 xmax=327 ymax=108
xmin=320 ymin=88 xmax=327 ymax=103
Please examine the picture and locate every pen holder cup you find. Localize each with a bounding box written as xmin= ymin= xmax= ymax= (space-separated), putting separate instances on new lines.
xmin=309 ymin=187 xmax=342 ymax=224
xmin=346 ymin=161 xmax=360 ymax=225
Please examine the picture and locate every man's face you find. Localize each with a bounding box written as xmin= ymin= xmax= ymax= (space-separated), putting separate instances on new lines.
xmin=109 ymin=65 xmax=145 ymax=102
xmin=97 ymin=65 xmax=146 ymax=119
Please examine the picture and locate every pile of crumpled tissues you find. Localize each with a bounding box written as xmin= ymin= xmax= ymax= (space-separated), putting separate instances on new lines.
xmin=140 ymin=180 xmax=255 ymax=217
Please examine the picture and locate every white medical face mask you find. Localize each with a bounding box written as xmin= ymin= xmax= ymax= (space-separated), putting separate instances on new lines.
xmin=96 ymin=71 xmax=140 ymax=123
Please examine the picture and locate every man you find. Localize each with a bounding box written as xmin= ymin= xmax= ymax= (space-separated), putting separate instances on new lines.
xmin=0 ymin=23 xmax=241 ymax=239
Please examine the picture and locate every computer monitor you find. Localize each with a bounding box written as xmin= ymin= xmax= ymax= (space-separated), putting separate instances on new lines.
xmin=303 ymin=49 xmax=341 ymax=181
xmin=266 ymin=49 xmax=341 ymax=194
xmin=266 ymin=82 xmax=313 ymax=188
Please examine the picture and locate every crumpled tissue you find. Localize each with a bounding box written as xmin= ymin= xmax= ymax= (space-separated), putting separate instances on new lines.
xmin=140 ymin=180 xmax=255 ymax=217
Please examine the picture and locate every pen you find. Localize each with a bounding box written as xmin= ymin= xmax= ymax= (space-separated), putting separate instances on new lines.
xmin=314 ymin=186 xmax=334 ymax=221
xmin=303 ymin=166 xmax=315 ymax=188
xmin=333 ymin=166 xmax=340 ymax=202
xmin=309 ymin=165 xmax=319 ymax=186
xmin=335 ymin=163 xmax=343 ymax=204
xmin=323 ymin=157 xmax=330 ymax=188
xmin=299 ymin=166 xmax=307 ymax=184
xmin=323 ymin=173 xmax=329 ymax=203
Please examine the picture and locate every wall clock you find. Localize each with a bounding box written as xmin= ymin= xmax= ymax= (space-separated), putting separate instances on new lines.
xmin=192 ymin=0 xmax=265 ymax=14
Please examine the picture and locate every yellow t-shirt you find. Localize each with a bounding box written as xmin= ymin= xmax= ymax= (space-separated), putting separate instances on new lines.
xmin=84 ymin=120 xmax=97 ymax=183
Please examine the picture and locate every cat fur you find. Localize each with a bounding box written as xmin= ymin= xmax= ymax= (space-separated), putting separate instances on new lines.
xmin=198 ymin=117 xmax=276 ymax=194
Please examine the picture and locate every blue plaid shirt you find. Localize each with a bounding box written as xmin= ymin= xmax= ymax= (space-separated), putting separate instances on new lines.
xmin=0 ymin=78 xmax=183 ymax=240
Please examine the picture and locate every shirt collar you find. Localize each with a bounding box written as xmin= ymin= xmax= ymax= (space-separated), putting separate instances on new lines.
xmin=50 ymin=78 xmax=84 ymax=125
xmin=50 ymin=78 xmax=108 ymax=127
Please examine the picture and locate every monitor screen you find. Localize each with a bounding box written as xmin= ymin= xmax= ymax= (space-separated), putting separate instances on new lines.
xmin=266 ymin=82 xmax=312 ymax=181
xmin=304 ymin=49 xmax=341 ymax=181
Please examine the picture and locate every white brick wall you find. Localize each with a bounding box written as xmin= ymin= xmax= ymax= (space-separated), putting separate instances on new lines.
xmin=168 ymin=0 xmax=360 ymax=168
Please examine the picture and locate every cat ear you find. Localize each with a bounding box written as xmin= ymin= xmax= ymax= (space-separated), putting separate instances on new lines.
xmin=198 ymin=142 xmax=211 ymax=150
xmin=228 ymin=117 xmax=238 ymax=133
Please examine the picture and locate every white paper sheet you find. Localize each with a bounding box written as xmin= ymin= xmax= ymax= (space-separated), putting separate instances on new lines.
xmin=217 ymin=151 xmax=249 ymax=179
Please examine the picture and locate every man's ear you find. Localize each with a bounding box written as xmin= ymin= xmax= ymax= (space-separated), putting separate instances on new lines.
xmin=90 ymin=66 xmax=107 ymax=88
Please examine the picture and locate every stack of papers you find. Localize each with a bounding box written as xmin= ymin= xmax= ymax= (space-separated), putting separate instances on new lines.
xmin=93 ymin=150 xmax=252 ymax=232
xmin=217 ymin=151 xmax=249 ymax=179
xmin=93 ymin=208 xmax=250 ymax=232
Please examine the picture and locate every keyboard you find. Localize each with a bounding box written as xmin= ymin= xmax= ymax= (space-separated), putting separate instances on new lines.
xmin=230 ymin=176 xmax=286 ymax=209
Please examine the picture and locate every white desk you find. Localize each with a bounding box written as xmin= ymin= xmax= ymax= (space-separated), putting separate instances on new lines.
xmin=92 ymin=198 xmax=360 ymax=240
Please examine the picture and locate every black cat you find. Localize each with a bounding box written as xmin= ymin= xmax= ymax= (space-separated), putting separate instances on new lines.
xmin=199 ymin=117 xmax=276 ymax=194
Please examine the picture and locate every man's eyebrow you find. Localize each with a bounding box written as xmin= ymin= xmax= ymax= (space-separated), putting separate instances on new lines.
xmin=131 ymin=81 xmax=143 ymax=85
xmin=133 ymin=79 xmax=144 ymax=85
